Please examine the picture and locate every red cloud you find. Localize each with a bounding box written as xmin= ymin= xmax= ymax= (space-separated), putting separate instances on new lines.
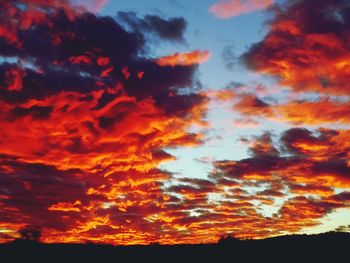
xmin=2 ymin=66 xmax=24 ymax=91
xmin=207 ymin=129 xmax=350 ymax=238
xmin=97 ymin=56 xmax=110 ymax=66
xmin=1 ymin=0 xmax=350 ymax=245
xmin=69 ymin=55 xmax=93 ymax=65
xmin=233 ymin=94 xmax=350 ymax=126
xmin=274 ymin=100 xmax=350 ymax=125
xmin=0 ymin=0 xmax=210 ymax=245
xmin=243 ymin=0 xmax=350 ymax=95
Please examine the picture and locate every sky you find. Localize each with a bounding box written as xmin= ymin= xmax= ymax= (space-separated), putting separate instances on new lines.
xmin=0 ymin=0 xmax=350 ymax=245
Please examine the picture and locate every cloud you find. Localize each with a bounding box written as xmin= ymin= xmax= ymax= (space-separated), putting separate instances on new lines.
xmin=288 ymin=184 xmax=334 ymax=197
xmin=209 ymin=0 xmax=274 ymax=19
xmin=0 ymin=0 xmax=209 ymax=244
xmin=233 ymin=118 xmax=259 ymax=128
xmin=215 ymin=128 xmax=350 ymax=187
xmin=233 ymin=93 xmax=350 ymax=126
xmin=117 ymin=12 xmax=187 ymax=42
xmin=1 ymin=0 xmax=349 ymax=245
xmin=243 ymin=0 xmax=350 ymax=95
xmin=156 ymin=50 xmax=211 ymax=67
xmin=192 ymin=0 xmax=350 ymax=241
xmin=248 ymin=132 xmax=279 ymax=158
xmin=274 ymin=100 xmax=350 ymax=125
xmin=280 ymin=128 xmax=335 ymax=156
xmin=234 ymin=94 xmax=273 ymax=117
xmin=72 ymin=0 xmax=109 ymax=13
xmin=207 ymin=128 xmax=350 ymax=237
xmin=222 ymin=45 xmax=239 ymax=70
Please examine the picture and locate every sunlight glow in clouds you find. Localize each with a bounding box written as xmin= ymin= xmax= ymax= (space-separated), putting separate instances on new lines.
xmin=0 ymin=0 xmax=349 ymax=245
xmin=156 ymin=50 xmax=211 ymax=67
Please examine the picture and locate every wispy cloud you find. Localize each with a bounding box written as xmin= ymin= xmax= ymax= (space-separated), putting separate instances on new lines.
xmin=209 ymin=0 xmax=274 ymax=19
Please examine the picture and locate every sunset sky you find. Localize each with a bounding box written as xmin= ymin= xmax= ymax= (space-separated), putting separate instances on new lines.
xmin=1 ymin=0 xmax=350 ymax=245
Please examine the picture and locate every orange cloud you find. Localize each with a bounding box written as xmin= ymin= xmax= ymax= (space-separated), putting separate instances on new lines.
xmin=156 ymin=50 xmax=211 ymax=67
xmin=274 ymin=100 xmax=350 ymax=125
xmin=1 ymin=0 xmax=350 ymax=246
xmin=48 ymin=201 xmax=82 ymax=212
xmin=209 ymin=0 xmax=274 ymax=19
xmin=243 ymin=0 xmax=350 ymax=95
xmin=207 ymin=129 xmax=350 ymax=238
xmin=233 ymin=94 xmax=350 ymax=126
xmin=234 ymin=94 xmax=273 ymax=117
xmin=0 ymin=0 xmax=210 ymax=245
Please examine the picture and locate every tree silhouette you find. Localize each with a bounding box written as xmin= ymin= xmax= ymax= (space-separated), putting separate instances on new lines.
xmin=18 ymin=225 xmax=42 ymax=243
xmin=218 ymin=233 xmax=240 ymax=244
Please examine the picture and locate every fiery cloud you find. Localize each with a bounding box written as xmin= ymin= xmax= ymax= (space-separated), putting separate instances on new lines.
xmin=233 ymin=94 xmax=350 ymax=126
xmin=1 ymin=0 xmax=350 ymax=245
xmin=210 ymin=130 xmax=350 ymax=237
xmin=209 ymin=0 xmax=274 ymax=19
xmin=243 ymin=0 xmax=350 ymax=95
xmin=203 ymin=0 xmax=350 ymax=240
xmin=156 ymin=50 xmax=211 ymax=67
xmin=0 ymin=0 xmax=208 ymax=244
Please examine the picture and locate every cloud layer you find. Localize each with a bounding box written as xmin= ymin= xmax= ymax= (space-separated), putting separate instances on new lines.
xmin=1 ymin=0 xmax=350 ymax=244
xmin=0 ymin=0 xmax=208 ymax=244
xmin=243 ymin=0 xmax=350 ymax=95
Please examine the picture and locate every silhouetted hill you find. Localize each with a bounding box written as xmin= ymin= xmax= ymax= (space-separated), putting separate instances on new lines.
xmin=1 ymin=232 xmax=349 ymax=262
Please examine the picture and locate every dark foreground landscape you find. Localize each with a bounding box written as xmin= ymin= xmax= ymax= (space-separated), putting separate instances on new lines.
xmin=1 ymin=232 xmax=349 ymax=261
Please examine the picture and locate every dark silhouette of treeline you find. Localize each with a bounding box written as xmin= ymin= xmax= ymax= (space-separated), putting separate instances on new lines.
xmin=1 ymin=231 xmax=349 ymax=261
